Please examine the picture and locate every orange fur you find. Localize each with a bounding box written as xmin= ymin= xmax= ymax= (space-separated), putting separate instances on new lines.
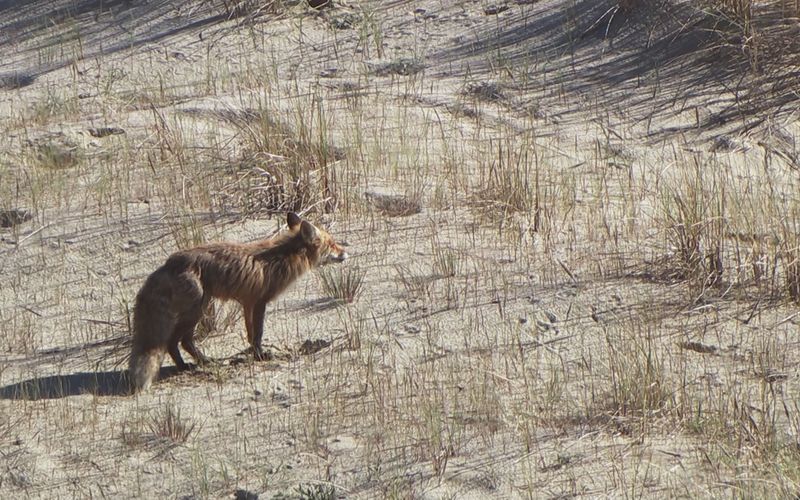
xmin=129 ymin=213 xmax=347 ymax=392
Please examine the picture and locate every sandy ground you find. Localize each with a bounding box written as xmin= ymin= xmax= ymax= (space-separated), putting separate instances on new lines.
xmin=1 ymin=0 xmax=800 ymax=498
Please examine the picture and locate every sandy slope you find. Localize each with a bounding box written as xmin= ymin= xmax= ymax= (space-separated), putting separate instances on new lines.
xmin=1 ymin=0 xmax=799 ymax=498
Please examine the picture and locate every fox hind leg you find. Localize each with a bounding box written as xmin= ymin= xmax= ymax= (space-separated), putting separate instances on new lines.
xmin=181 ymin=325 xmax=211 ymax=366
xmin=166 ymin=320 xmax=209 ymax=370
xmin=169 ymin=301 xmax=207 ymax=369
xmin=167 ymin=273 xmax=207 ymax=370
xmin=167 ymin=336 xmax=191 ymax=371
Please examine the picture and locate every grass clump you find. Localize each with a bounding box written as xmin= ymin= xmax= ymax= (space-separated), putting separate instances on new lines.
xmin=147 ymin=404 xmax=198 ymax=444
xmin=227 ymin=101 xmax=343 ymax=216
xmin=319 ymin=266 xmax=365 ymax=304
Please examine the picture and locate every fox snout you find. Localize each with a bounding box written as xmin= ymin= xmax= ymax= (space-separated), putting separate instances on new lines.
xmin=328 ymin=246 xmax=348 ymax=263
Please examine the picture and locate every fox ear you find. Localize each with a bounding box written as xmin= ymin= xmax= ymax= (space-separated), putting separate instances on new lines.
xmin=299 ymin=220 xmax=319 ymax=243
xmin=287 ymin=212 xmax=302 ymax=230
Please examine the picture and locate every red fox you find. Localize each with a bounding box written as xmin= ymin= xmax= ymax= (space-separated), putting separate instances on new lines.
xmin=128 ymin=212 xmax=348 ymax=392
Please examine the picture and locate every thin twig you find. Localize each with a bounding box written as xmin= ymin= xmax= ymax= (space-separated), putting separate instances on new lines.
xmin=16 ymin=223 xmax=53 ymax=246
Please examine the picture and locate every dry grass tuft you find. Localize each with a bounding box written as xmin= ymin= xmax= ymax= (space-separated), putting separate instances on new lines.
xmin=147 ymin=404 xmax=198 ymax=444
xmin=603 ymin=324 xmax=675 ymax=422
xmin=319 ymin=266 xmax=365 ymax=304
xmin=364 ymin=191 xmax=422 ymax=217
xmin=217 ymin=0 xmax=289 ymax=21
xmin=227 ymin=108 xmax=343 ymax=216
xmin=462 ymin=81 xmax=505 ymax=102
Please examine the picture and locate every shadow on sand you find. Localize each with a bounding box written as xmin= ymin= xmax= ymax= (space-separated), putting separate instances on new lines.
xmin=0 ymin=0 xmax=231 ymax=88
xmin=0 ymin=366 xmax=185 ymax=400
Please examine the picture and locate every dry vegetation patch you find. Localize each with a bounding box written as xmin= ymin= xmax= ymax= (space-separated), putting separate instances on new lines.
xmin=1 ymin=0 xmax=800 ymax=497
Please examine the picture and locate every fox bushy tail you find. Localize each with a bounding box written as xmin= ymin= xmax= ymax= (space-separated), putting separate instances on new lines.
xmin=128 ymin=344 xmax=164 ymax=393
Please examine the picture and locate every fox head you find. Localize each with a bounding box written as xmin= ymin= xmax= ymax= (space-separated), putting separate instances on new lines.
xmin=287 ymin=212 xmax=348 ymax=266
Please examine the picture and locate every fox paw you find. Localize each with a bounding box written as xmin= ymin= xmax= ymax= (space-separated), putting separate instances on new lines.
xmin=253 ymin=348 xmax=273 ymax=362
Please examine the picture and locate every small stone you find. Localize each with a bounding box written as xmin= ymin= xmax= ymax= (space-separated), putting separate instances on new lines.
xmin=88 ymin=127 xmax=125 ymax=138
xmin=234 ymin=489 xmax=259 ymax=500
xmin=484 ymin=4 xmax=510 ymax=15
xmin=0 ymin=209 xmax=32 ymax=228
